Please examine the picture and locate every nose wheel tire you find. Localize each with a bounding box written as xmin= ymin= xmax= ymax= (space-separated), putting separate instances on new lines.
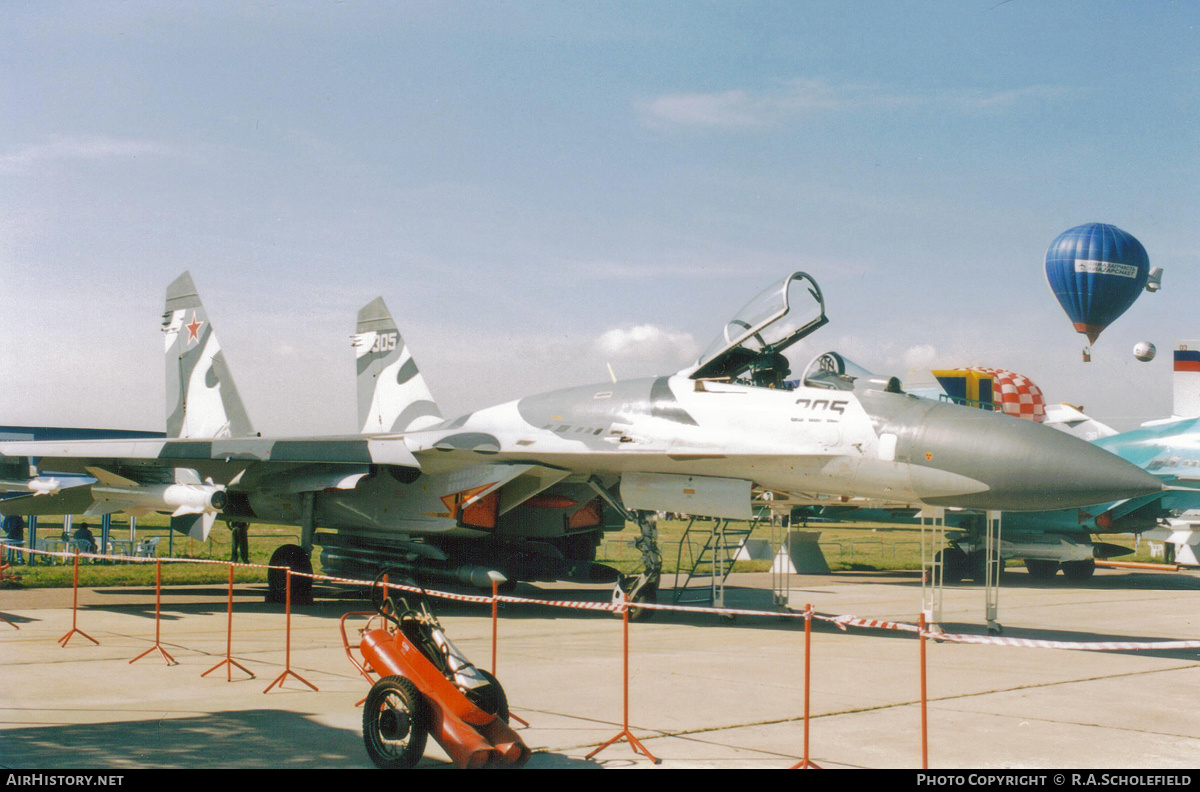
xmin=363 ymin=675 xmax=428 ymax=769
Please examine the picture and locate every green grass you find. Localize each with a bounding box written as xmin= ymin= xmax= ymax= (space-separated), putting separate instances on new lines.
xmin=595 ymin=518 xmax=1155 ymax=575
xmin=4 ymin=514 xmax=1158 ymax=590
xmin=7 ymin=515 xmax=306 ymax=589
xmin=596 ymin=517 xmax=931 ymax=575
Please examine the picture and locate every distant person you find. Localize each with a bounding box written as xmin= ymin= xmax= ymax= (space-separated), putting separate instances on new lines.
xmin=229 ymin=521 xmax=250 ymax=564
xmin=2 ymin=515 xmax=24 ymax=564
xmin=73 ymin=522 xmax=96 ymax=554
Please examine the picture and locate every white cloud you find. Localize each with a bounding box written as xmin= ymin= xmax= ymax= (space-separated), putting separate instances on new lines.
xmin=638 ymin=79 xmax=840 ymax=130
xmin=0 ymin=135 xmax=176 ymax=170
xmin=895 ymin=343 xmax=941 ymax=373
xmin=595 ymin=324 xmax=700 ymax=365
xmin=638 ymin=79 xmax=1069 ymax=130
xmin=952 ymin=84 xmax=1071 ymax=110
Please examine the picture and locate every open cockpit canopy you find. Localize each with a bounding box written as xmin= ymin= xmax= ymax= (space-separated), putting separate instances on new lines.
xmin=682 ymin=272 xmax=828 ymax=386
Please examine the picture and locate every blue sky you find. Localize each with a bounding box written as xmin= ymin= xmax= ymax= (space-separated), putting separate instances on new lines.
xmin=2 ymin=2 xmax=1197 ymax=434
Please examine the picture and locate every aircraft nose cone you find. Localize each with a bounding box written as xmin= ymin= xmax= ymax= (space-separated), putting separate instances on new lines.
xmin=869 ymin=395 xmax=1161 ymax=512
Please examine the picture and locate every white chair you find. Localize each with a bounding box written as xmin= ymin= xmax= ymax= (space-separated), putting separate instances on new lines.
xmin=135 ymin=537 xmax=160 ymax=558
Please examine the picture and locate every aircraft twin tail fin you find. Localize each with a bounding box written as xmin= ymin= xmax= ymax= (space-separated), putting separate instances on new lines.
xmin=353 ymin=297 xmax=444 ymax=434
xmin=162 ymin=271 xmax=255 ymax=440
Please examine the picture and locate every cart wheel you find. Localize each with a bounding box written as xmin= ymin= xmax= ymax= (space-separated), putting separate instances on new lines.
xmin=467 ymin=669 xmax=510 ymax=723
xmin=363 ymin=675 xmax=428 ymax=769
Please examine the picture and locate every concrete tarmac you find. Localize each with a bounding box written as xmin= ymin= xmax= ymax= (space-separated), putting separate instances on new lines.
xmin=2 ymin=566 xmax=1199 ymax=770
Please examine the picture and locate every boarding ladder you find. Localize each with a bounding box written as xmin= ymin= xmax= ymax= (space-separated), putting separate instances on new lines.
xmin=672 ymin=516 xmax=760 ymax=609
xmin=920 ymin=508 xmax=1003 ymax=634
xmin=919 ymin=507 xmax=948 ymax=631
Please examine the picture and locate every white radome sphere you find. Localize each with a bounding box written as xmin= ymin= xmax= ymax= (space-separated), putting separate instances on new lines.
xmin=1133 ymin=342 xmax=1156 ymax=362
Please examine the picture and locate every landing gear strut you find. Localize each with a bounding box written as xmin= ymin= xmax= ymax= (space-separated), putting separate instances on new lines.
xmin=588 ymin=477 xmax=662 ymax=620
xmin=613 ymin=511 xmax=662 ymax=620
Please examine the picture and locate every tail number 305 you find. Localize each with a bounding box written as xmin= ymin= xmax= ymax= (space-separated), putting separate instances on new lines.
xmin=372 ymin=332 xmax=399 ymax=353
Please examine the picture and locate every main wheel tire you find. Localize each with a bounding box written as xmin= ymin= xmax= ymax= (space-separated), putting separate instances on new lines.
xmin=1061 ymin=558 xmax=1096 ymax=581
xmin=363 ymin=675 xmax=428 ymax=769
xmin=266 ymin=544 xmax=313 ymax=604
xmin=936 ymin=547 xmax=968 ymax=584
xmin=965 ymin=551 xmax=1006 ymax=584
xmin=466 ymin=668 xmax=510 ymax=723
xmin=1024 ymin=559 xmax=1060 ymax=580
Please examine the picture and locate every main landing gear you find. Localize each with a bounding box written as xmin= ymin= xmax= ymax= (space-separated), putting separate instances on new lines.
xmin=266 ymin=544 xmax=313 ymax=605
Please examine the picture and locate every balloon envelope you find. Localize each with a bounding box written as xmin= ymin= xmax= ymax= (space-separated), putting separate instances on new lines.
xmin=1133 ymin=341 xmax=1156 ymax=362
xmin=1045 ymin=223 xmax=1150 ymax=345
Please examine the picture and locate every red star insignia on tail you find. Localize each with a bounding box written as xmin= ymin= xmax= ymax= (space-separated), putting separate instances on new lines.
xmin=185 ymin=312 xmax=204 ymax=344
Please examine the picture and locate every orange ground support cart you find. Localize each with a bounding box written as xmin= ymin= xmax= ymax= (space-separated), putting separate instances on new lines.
xmin=341 ymin=574 xmax=529 ymax=769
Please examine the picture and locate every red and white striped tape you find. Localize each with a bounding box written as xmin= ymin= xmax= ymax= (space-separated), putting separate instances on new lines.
xmin=11 ymin=545 xmax=1200 ymax=652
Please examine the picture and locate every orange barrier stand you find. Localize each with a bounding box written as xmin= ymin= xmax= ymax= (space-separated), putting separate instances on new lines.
xmin=488 ymin=575 xmax=529 ymax=727
xmin=201 ymin=563 xmax=254 ymax=681
xmin=790 ymin=604 xmax=820 ymax=769
xmin=57 ymin=550 xmax=98 ymax=647
xmin=264 ymin=568 xmax=317 ymax=693
xmin=11 ymin=544 xmax=1200 ymax=769
xmin=130 ymin=558 xmax=177 ymax=666
xmin=585 ymin=593 xmax=661 ymax=764
xmin=490 ymin=576 xmax=498 ymax=674
xmin=0 ymin=563 xmax=18 ymax=630
xmin=919 ymin=612 xmax=929 ymax=770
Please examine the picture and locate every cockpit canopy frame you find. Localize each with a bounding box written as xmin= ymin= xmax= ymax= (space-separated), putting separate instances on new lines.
xmin=682 ymin=271 xmax=829 ymax=385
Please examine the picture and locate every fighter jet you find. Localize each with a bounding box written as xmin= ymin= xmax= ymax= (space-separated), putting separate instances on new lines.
xmin=0 ymin=271 xmax=1162 ymax=606
xmin=786 ymin=345 xmax=1200 ymax=584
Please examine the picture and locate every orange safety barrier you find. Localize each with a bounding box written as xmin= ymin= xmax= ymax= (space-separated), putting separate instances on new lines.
xmin=57 ymin=550 xmax=98 ymax=648
xmin=488 ymin=576 xmax=529 ymax=727
xmin=0 ymin=563 xmax=18 ymax=630
xmin=264 ymin=568 xmax=317 ymax=693
xmin=584 ymin=592 xmax=662 ymax=765
xmin=8 ymin=542 xmax=1200 ymax=769
xmin=201 ymin=563 xmax=254 ymax=681
xmin=919 ymin=612 xmax=929 ymax=770
xmin=790 ymin=604 xmax=820 ymax=769
xmin=130 ymin=558 xmax=177 ymax=666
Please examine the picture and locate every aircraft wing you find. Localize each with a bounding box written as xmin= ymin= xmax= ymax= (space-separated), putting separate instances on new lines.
xmin=0 ymin=434 xmax=423 ymax=523
xmin=0 ymin=434 xmax=420 ymax=477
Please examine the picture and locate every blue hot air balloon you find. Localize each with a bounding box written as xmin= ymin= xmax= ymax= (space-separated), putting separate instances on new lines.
xmin=1045 ymin=223 xmax=1150 ymax=354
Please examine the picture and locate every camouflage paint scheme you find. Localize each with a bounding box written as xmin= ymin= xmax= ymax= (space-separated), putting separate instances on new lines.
xmin=0 ymin=272 xmax=1162 ymax=594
